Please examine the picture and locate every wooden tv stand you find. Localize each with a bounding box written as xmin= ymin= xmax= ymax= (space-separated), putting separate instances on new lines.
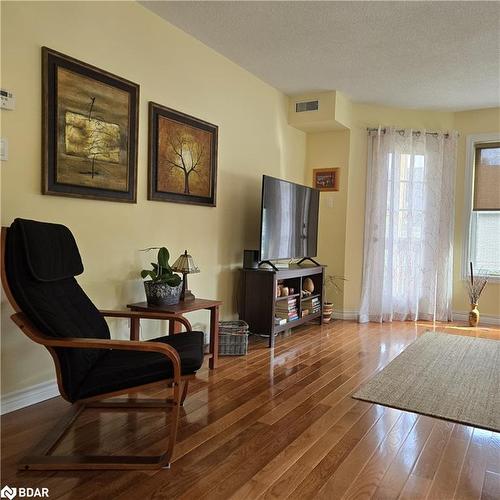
xmin=239 ymin=265 xmax=325 ymax=347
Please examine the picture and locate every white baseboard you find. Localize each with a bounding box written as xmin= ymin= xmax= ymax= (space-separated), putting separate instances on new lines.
xmin=332 ymin=310 xmax=500 ymax=326
xmin=1 ymin=379 xmax=59 ymax=415
xmin=452 ymin=311 xmax=500 ymax=326
xmin=332 ymin=310 xmax=359 ymax=321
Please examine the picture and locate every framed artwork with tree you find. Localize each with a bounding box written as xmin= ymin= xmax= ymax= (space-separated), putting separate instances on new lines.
xmin=42 ymin=47 xmax=139 ymax=202
xmin=148 ymin=102 xmax=218 ymax=206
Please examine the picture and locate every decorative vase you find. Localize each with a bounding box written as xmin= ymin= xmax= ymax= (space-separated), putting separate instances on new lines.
xmin=281 ymin=287 xmax=289 ymax=296
xmin=469 ymin=303 xmax=480 ymax=327
xmin=322 ymin=302 xmax=334 ymax=323
xmin=303 ymin=277 xmax=315 ymax=294
xmin=144 ymin=280 xmax=183 ymax=306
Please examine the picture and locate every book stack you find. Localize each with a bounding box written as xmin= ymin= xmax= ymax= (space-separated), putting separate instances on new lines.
xmin=302 ymin=296 xmax=320 ymax=316
xmin=275 ymin=297 xmax=299 ymax=323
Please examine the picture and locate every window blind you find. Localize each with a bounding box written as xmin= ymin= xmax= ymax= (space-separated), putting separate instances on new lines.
xmin=473 ymin=142 xmax=500 ymax=211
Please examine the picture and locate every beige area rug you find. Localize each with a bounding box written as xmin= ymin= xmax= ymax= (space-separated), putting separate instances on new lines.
xmin=353 ymin=332 xmax=500 ymax=432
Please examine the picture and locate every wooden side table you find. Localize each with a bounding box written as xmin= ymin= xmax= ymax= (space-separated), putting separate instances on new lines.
xmin=127 ymin=298 xmax=222 ymax=369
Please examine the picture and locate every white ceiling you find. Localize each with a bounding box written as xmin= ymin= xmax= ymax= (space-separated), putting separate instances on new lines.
xmin=141 ymin=1 xmax=500 ymax=111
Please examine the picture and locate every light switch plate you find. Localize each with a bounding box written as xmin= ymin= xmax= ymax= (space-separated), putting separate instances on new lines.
xmin=0 ymin=89 xmax=15 ymax=110
xmin=0 ymin=138 xmax=8 ymax=161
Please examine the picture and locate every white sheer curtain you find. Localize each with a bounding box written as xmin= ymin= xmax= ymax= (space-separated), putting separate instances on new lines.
xmin=359 ymin=128 xmax=458 ymax=323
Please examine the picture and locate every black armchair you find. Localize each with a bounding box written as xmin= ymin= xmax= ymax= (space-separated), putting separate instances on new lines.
xmin=1 ymin=218 xmax=205 ymax=470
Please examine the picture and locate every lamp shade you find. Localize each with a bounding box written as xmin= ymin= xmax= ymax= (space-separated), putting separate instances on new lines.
xmin=171 ymin=250 xmax=200 ymax=274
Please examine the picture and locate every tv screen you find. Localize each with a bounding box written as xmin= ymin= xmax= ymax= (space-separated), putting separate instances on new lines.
xmin=260 ymin=176 xmax=319 ymax=261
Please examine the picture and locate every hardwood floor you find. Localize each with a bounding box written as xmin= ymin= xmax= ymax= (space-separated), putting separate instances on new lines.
xmin=1 ymin=320 xmax=499 ymax=499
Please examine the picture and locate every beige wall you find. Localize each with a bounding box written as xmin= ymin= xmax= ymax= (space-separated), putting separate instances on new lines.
xmin=0 ymin=1 xmax=306 ymax=395
xmin=306 ymin=130 xmax=350 ymax=308
xmin=308 ymin=104 xmax=500 ymax=317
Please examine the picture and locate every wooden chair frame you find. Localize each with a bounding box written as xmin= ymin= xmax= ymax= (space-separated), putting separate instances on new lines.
xmin=1 ymin=227 xmax=196 ymax=470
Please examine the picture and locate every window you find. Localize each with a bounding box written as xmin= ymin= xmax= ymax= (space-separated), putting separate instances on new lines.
xmin=464 ymin=136 xmax=500 ymax=278
xmin=361 ymin=128 xmax=457 ymax=323
xmin=385 ymin=152 xmax=427 ymax=296
xmin=385 ymin=153 xmax=426 ymax=236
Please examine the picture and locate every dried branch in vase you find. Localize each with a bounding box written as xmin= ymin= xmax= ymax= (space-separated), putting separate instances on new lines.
xmin=324 ymin=275 xmax=347 ymax=297
xmin=466 ymin=262 xmax=488 ymax=304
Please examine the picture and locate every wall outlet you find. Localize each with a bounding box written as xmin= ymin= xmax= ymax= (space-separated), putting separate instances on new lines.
xmin=0 ymin=138 xmax=8 ymax=161
xmin=0 ymin=89 xmax=15 ymax=110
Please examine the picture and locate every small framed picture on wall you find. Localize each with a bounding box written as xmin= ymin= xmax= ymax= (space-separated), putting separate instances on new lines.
xmin=313 ymin=168 xmax=340 ymax=191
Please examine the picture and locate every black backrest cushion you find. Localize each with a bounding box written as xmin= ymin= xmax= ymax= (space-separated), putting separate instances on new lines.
xmin=20 ymin=218 xmax=84 ymax=281
xmin=5 ymin=219 xmax=110 ymax=402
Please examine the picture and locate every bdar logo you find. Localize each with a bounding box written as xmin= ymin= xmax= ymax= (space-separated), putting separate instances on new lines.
xmin=0 ymin=486 xmax=16 ymax=500
xmin=0 ymin=486 xmax=49 ymax=499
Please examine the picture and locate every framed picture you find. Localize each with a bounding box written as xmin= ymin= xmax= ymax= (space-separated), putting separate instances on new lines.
xmin=313 ymin=168 xmax=340 ymax=191
xmin=148 ymin=102 xmax=218 ymax=206
xmin=42 ymin=47 xmax=139 ymax=202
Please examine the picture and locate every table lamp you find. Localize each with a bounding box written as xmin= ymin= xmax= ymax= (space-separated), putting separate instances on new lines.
xmin=171 ymin=250 xmax=200 ymax=301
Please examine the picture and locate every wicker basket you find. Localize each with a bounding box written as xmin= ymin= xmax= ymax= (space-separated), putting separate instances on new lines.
xmin=219 ymin=320 xmax=249 ymax=356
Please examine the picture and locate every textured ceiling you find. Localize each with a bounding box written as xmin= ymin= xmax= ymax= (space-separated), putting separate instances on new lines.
xmin=141 ymin=1 xmax=500 ymax=111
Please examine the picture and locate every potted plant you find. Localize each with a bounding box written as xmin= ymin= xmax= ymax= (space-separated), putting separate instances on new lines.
xmin=140 ymin=247 xmax=183 ymax=306
xmin=323 ymin=274 xmax=347 ymax=323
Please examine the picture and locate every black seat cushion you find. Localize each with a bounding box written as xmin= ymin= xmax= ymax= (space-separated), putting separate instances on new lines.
xmin=76 ymin=332 xmax=205 ymax=400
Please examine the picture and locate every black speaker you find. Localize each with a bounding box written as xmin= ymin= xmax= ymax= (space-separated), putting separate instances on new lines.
xmin=243 ymin=250 xmax=259 ymax=269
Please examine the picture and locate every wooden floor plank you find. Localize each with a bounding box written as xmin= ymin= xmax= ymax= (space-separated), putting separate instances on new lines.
xmin=288 ymin=404 xmax=385 ymax=499
xmin=426 ymin=424 xmax=474 ymax=500
xmin=481 ymin=471 xmax=500 ymax=500
xmin=371 ymin=415 xmax=436 ymax=499
xmin=316 ymin=408 xmax=403 ymax=499
xmin=259 ymin=401 xmax=374 ymax=499
xmin=340 ymin=411 xmax=420 ymax=499
xmin=454 ymin=428 xmax=493 ymax=500
xmin=398 ymin=419 xmax=455 ymax=499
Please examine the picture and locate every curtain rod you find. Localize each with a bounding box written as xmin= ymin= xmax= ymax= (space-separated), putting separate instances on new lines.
xmin=367 ymin=127 xmax=455 ymax=138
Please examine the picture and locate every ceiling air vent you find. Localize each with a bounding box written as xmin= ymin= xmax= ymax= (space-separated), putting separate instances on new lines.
xmin=295 ymin=100 xmax=319 ymax=113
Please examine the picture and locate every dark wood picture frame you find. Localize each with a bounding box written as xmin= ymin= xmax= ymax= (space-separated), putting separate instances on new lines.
xmin=313 ymin=167 xmax=340 ymax=192
xmin=42 ymin=47 xmax=139 ymax=203
xmin=148 ymin=102 xmax=218 ymax=206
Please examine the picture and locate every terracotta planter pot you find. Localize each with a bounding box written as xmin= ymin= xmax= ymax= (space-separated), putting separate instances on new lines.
xmin=322 ymin=302 xmax=334 ymax=323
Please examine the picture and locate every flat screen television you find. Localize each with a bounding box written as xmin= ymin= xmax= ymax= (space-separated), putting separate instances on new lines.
xmin=259 ymin=175 xmax=320 ymax=261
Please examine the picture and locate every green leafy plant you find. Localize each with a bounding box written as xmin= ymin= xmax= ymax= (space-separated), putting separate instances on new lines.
xmin=140 ymin=247 xmax=182 ymax=287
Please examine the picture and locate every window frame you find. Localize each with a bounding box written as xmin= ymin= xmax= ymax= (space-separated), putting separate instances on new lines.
xmin=462 ymin=133 xmax=500 ymax=281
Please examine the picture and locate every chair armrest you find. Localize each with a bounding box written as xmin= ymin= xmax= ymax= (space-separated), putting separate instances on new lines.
xmin=100 ymin=309 xmax=192 ymax=332
xmin=10 ymin=312 xmax=182 ymax=382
